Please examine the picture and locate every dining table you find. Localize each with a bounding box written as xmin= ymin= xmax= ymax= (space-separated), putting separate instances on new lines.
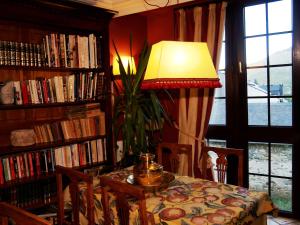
xmin=64 ymin=167 xmax=277 ymax=225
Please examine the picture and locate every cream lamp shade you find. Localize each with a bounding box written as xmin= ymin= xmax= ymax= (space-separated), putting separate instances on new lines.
xmin=142 ymin=41 xmax=221 ymax=89
xmin=112 ymin=56 xmax=136 ymax=75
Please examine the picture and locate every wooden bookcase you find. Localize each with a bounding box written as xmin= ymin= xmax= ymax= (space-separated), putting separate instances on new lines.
xmin=0 ymin=0 xmax=114 ymax=209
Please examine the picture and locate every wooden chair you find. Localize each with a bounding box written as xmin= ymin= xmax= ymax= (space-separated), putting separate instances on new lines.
xmin=201 ymin=145 xmax=244 ymax=186
xmin=0 ymin=202 xmax=51 ymax=225
xmin=157 ymin=142 xmax=192 ymax=176
xmin=56 ymin=166 xmax=95 ymax=225
xmin=100 ymin=176 xmax=155 ymax=225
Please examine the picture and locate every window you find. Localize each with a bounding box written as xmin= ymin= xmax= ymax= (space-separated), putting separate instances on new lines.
xmin=249 ymin=142 xmax=292 ymax=211
xmin=209 ymin=32 xmax=226 ymax=125
xmin=207 ymin=0 xmax=297 ymax=215
xmin=244 ymin=0 xmax=293 ymax=212
xmin=207 ymin=139 xmax=226 ymax=147
xmin=245 ymin=0 xmax=292 ymax=126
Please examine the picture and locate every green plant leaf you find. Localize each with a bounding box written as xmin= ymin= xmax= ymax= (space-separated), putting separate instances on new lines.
xmin=133 ymin=42 xmax=151 ymax=95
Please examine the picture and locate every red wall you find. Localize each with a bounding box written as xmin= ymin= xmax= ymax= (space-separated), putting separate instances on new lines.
xmin=109 ymin=14 xmax=147 ymax=65
xmin=143 ymin=7 xmax=175 ymax=44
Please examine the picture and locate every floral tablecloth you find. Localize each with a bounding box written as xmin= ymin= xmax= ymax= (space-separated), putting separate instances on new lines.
xmin=66 ymin=168 xmax=277 ymax=225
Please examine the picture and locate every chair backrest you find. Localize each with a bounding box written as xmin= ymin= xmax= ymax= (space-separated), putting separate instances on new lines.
xmin=55 ymin=166 xmax=95 ymax=225
xmin=202 ymin=146 xmax=244 ymax=186
xmin=100 ymin=176 xmax=155 ymax=225
xmin=0 ymin=202 xmax=51 ymax=225
xmin=157 ymin=142 xmax=192 ymax=176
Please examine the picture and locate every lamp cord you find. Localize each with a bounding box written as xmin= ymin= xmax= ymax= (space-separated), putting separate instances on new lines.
xmin=144 ymin=0 xmax=170 ymax=8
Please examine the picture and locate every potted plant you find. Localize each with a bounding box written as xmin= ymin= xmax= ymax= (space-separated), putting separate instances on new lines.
xmin=112 ymin=39 xmax=169 ymax=166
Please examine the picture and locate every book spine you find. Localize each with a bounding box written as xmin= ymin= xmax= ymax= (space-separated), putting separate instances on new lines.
xmin=6 ymin=41 xmax=11 ymax=65
xmin=0 ymin=41 xmax=4 ymax=65
xmin=9 ymin=156 xmax=16 ymax=180
xmin=16 ymin=156 xmax=22 ymax=179
xmin=37 ymin=44 xmax=42 ymax=67
xmin=19 ymin=155 xmax=25 ymax=178
xmin=15 ymin=42 xmax=21 ymax=66
xmin=36 ymin=79 xmax=44 ymax=104
xmin=24 ymin=43 xmax=30 ymax=66
xmin=23 ymin=153 xmax=30 ymax=178
xmin=2 ymin=158 xmax=9 ymax=181
xmin=28 ymin=152 xmax=34 ymax=177
xmin=29 ymin=43 xmax=34 ymax=67
xmin=39 ymin=151 xmax=47 ymax=174
xmin=41 ymin=78 xmax=49 ymax=103
xmin=35 ymin=152 xmax=41 ymax=176
xmin=13 ymin=156 xmax=19 ymax=179
xmin=10 ymin=41 xmax=16 ymax=66
xmin=45 ymin=35 xmax=51 ymax=67
xmin=46 ymin=149 xmax=53 ymax=173
xmin=0 ymin=158 xmax=5 ymax=184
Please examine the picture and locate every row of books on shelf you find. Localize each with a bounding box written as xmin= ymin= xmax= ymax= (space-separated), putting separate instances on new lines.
xmin=0 ymin=138 xmax=106 ymax=184
xmin=43 ymin=33 xmax=101 ymax=68
xmin=0 ymin=41 xmax=42 ymax=67
xmin=33 ymin=112 xmax=105 ymax=144
xmin=0 ymin=179 xmax=56 ymax=208
xmin=33 ymin=114 xmax=105 ymax=143
xmin=0 ymin=33 xmax=102 ymax=68
xmin=0 ymin=72 xmax=104 ymax=105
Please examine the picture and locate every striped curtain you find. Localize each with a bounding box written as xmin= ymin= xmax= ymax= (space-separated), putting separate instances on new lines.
xmin=174 ymin=2 xmax=226 ymax=177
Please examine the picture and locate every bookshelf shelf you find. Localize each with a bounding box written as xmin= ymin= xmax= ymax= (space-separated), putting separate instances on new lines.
xmin=0 ymin=0 xmax=114 ymax=209
xmin=0 ymin=173 xmax=56 ymax=189
xmin=0 ymin=161 xmax=107 ymax=189
xmin=0 ymin=100 xmax=105 ymax=110
xmin=0 ymin=65 xmax=104 ymax=73
xmin=0 ymin=135 xmax=107 ymax=155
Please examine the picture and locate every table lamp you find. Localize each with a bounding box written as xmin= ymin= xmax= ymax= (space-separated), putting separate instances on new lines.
xmin=141 ymin=41 xmax=221 ymax=89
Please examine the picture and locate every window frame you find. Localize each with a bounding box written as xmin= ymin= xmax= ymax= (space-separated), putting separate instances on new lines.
xmin=207 ymin=0 xmax=300 ymax=217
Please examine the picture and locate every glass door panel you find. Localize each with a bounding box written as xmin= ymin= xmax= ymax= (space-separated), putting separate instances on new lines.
xmin=244 ymin=0 xmax=293 ymax=212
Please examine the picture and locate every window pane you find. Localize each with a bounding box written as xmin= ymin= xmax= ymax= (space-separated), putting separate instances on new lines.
xmin=268 ymin=0 xmax=292 ymax=33
xmin=246 ymin=37 xmax=267 ymax=66
xmin=271 ymin=143 xmax=292 ymax=177
xmin=249 ymin=142 xmax=268 ymax=175
xmin=270 ymin=98 xmax=292 ymax=126
xmin=270 ymin=66 xmax=292 ymax=96
xmin=207 ymin=139 xmax=226 ymax=148
xmin=218 ymin=42 xmax=226 ymax=70
xmin=247 ymin=68 xmax=268 ymax=97
xmin=271 ymin=177 xmax=292 ymax=211
xmin=245 ymin=4 xmax=266 ymax=36
xmin=215 ymin=71 xmax=225 ymax=97
xmin=249 ymin=175 xmax=268 ymax=192
xmin=209 ymin=98 xmax=226 ymax=125
xmin=248 ymin=98 xmax=268 ymax=125
xmin=269 ymin=33 xmax=292 ymax=65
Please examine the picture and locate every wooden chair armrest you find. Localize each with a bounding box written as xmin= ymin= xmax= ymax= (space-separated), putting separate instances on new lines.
xmin=0 ymin=202 xmax=51 ymax=225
